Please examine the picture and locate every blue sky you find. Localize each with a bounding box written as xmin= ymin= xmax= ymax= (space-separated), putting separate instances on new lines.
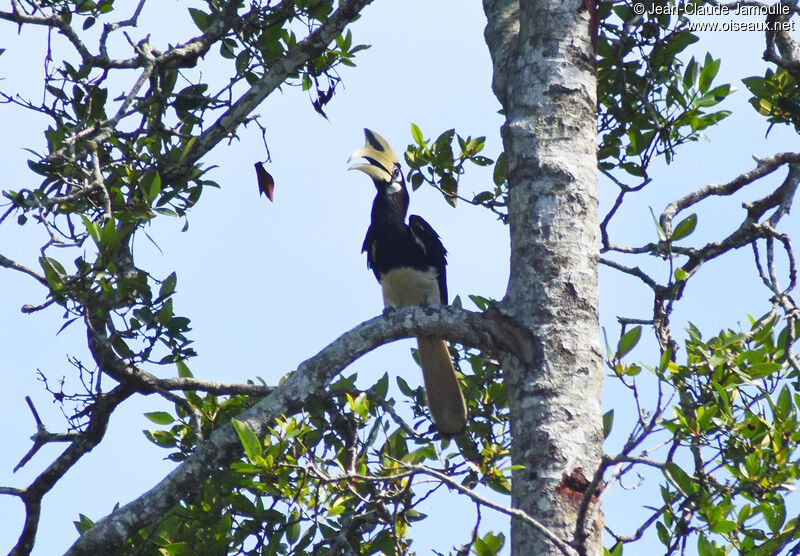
xmin=1 ymin=1 xmax=798 ymax=555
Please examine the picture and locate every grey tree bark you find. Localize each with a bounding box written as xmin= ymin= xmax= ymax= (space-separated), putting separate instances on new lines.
xmin=483 ymin=0 xmax=604 ymax=554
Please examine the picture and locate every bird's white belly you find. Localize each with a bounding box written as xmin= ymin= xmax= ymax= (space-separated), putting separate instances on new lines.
xmin=380 ymin=267 xmax=440 ymax=308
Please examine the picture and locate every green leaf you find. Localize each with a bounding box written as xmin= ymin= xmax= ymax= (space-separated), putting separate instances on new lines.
xmin=396 ymin=376 xmax=415 ymax=397
xmin=161 ymin=542 xmax=191 ymax=555
xmin=603 ymin=409 xmax=614 ymax=439
xmin=683 ymin=57 xmax=698 ymax=89
xmin=40 ymin=256 xmax=66 ymax=277
xmin=616 ymin=326 xmax=642 ymax=359
xmin=76 ymin=0 xmax=97 ymax=13
xmin=698 ymin=54 xmax=721 ymax=94
xmin=742 ymin=75 xmax=769 ymax=98
xmin=372 ymin=372 xmax=389 ymax=399
xmin=709 ymin=519 xmax=737 ymax=534
xmin=473 ymin=531 xmax=505 ymax=556
xmin=411 ymin=122 xmax=424 ymax=145
xmin=440 ymin=173 xmax=458 ymax=206
xmin=674 ymin=268 xmax=689 ymax=282
xmin=235 ymin=50 xmax=251 ymax=75
xmin=176 ymin=360 xmax=193 ymax=378
xmin=665 ymin=462 xmax=697 ymax=497
xmin=159 ymin=272 xmax=177 ymax=300
xmin=232 ymin=419 xmax=262 ymax=463
xmin=776 ymin=384 xmax=793 ymax=421
xmin=73 ymin=514 xmax=94 ymax=534
xmin=470 ymin=155 xmax=493 ymax=166
xmin=188 ymin=8 xmax=211 ymax=31
xmin=761 ymin=498 xmax=786 ymax=533
xmin=146 ymin=171 xmax=161 ymax=202
xmin=649 ymin=207 xmax=667 ymax=241
xmin=671 ymin=213 xmax=697 ymax=241
xmin=144 ymin=429 xmax=176 ymax=448
xmin=144 ymin=411 xmax=175 ymax=425
xmin=285 ymin=511 xmax=301 ymax=544
xmin=410 ymin=172 xmax=423 ymax=191
xmin=656 ymin=521 xmax=670 ymax=546
xmin=473 ymin=191 xmax=494 ymax=204
xmin=111 ymin=335 xmax=134 ymax=358
xmin=698 ymin=535 xmax=725 ymax=556
xmin=100 ymin=218 xmax=117 ymax=246
xmin=747 ymin=362 xmax=781 ymax=378
xmin=81 ymin=215 xmax=101 ymax=245
xmin=493 ymin=152 xmax=507 ymax=186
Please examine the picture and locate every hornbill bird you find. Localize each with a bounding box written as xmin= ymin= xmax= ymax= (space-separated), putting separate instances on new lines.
xmin=348 ymin=129 xmax=468 ymax=435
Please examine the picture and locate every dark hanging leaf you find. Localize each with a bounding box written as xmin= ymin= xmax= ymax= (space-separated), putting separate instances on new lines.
xmin=254 ymin=162 xmax=275 ymax=201
xmin=493 ymin=152 xmax=507 ymax=186
xmin=159 ymin=272 xmax=178 ymax=300
xmin=56 ymin=316 xmax=80 ymax=336
xmin=312 ymin=85 xmax=335 ymax=119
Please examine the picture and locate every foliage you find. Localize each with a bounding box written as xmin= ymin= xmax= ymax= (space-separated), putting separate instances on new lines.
xmin=596 ymin=2 xmax=732 ymax=180
xmin=1 ymin=0 xmax=367 ymax=368
xmin=743 ymin=68 xmax=800 ymax=133
xmin=404 ymin=124 xmax=507 ymax=220
xmin=592 ymin=2 xmax=800 ymax=554
xmin=606 ymin=314 xmax=800 ymax=555
xmin=3 ymin=0 xmax=800 ymax=555
xmin=123 ymin=346 xmax=511 ymax=555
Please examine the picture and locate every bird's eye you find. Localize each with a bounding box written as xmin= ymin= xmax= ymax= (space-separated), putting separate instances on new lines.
xmin=392 ymin=166 xmax=400 ymax=179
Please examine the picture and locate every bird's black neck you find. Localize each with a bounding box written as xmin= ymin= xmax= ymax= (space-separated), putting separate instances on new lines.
xmin=370 ymin=187 xmax=409 ymax=229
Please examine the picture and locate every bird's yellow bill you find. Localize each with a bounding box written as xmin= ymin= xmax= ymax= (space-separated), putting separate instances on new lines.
xmin=347 ymin=129 xmax=399 ymax=183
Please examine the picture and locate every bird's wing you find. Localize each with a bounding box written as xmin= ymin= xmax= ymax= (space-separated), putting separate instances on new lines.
xmin=408 ymin=214 xmax=448 ymax=304
xmin=361 ymin=226 xmax=381 ymax=280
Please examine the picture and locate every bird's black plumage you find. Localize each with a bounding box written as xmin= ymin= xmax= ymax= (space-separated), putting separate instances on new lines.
xmin=362 ymin=191 xmax=448 ymax=305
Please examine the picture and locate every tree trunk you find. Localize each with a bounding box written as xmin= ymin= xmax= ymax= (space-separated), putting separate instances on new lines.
xmin=483 ymin=0 xmax=604 ymax=554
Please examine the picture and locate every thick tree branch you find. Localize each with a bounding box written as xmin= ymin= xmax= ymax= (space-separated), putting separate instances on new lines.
xmin=65 ymin=305 xmax=508 ymax=555
xmin=165 ymin=0 xmax=375 ymax=182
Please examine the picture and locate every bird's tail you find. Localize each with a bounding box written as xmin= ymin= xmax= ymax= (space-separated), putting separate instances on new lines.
xmin=417 ymin=338 xmax=468 ymax=435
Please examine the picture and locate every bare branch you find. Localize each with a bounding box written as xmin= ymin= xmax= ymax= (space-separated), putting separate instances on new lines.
xmin=0 ymin=253 xmax=48 ymax=287
xmin=660 ymin=152 xmax=800 ymax=233
xmin=9 ymin=385 xmax=134 ymax=555
xmin=407 ymin=464 xmax=578 ymax=556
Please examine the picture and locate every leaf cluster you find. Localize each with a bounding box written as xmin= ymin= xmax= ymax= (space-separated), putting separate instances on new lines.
xmin=743 ymin=68 xmax=800 ymax=134
xmin=404 ymin=123 xmax=507 ymax=221
xmin=597 ymin=3 xmax=732 ymax=180
xmin=114 ymin=330 xmax=512 ymax=555
xmin=606 ymin=314 xmax=800 ymax=556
